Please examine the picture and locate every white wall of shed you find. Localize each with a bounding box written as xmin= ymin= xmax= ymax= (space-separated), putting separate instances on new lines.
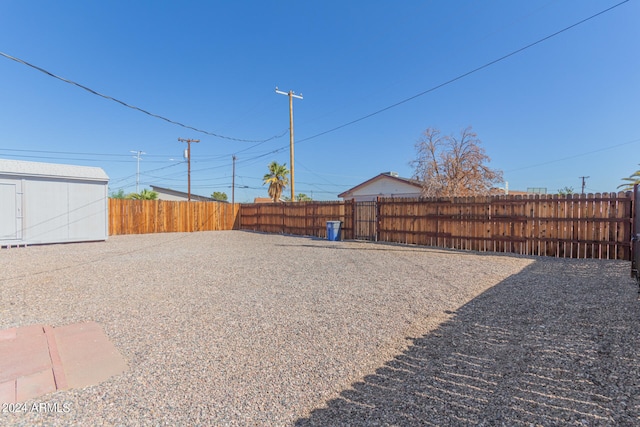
xmin=23 ymin=179 xmax=107 ymax=244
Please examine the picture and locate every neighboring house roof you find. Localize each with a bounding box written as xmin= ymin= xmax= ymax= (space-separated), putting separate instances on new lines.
xmin=150 ymin=185 xmax=218 ymax=202
xmin=338 ymin=172 xmax=423 ymax=199
xmin=253 ymin=197 xmax=273 ymax=204
xmin=341 ymin=173 xmax=535 ymax=200
xmin=0 ymin=158 xmax=109 ymax=182
xmin=253 ymin=197 xmax=285 ymax=204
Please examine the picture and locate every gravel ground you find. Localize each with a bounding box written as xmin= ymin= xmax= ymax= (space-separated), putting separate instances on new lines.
xmin=0 ymin=231 xmax=638 ymax=426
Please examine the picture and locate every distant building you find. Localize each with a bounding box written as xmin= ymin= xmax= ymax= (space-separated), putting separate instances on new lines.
xmin=338 ymin=172 xmax=423 ymax=202
xmin=150 ymin=185 xmax=218 ymax=202
xmin=526 ymin=187 xmax=548 ymax=194
xmin=490 ymin=188 xmax=530 ymax=196
xmin=253 ymin=197 xmax=285 ymax=204
xmin=491 ymin=185 xmax=543 ymax=196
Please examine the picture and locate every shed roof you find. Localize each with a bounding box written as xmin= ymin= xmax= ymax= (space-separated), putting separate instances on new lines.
xmin=0 ymin=158 xmax=109 ymax=182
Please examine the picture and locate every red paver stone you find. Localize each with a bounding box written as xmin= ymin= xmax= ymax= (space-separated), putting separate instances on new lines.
xmin=0 ymin=327 xmax=50 ymax=384
xmin=0 ymin=380 xmax=16 ymax=404
xmin=0 ymin=328 xmax=16 ymax=341
xmin=43 ymin=325 xmax=68 ymax=390
xmin=16 ymin=324 xmax=46 ymax=338
xmin=16 ymin=369 xmax=56 ymax=403
xmin=53 ymin=321 xmax=127 ymax=389
xmin=0 ymin=322 xmax=127 ymax=403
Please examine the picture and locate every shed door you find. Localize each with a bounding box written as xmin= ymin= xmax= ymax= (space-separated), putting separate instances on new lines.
xmin=0 ymin=182 xmax=21 ymax=240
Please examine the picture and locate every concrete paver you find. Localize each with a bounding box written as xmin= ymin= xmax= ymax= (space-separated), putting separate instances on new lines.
xmin=0 ymin=328 xmax=16 ymax=341
xmin=16 ymin=369 xmax=56 ymax=403
xmin=0 ymin=327 xmax=51 ymax=385
xmin=0 ymin=322 xmax=127 ymax=403
xmin=53 ymin=321 xmax=127 ymax=389
xmin=0 ymin=380 xmax=15 ymax=403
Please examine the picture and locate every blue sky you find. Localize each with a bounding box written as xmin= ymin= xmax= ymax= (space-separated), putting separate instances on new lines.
xmin=0 ymin=0 xmax=638 ymax=202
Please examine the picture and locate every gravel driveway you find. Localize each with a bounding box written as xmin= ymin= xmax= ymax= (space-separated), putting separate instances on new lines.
xmin=0 ymin=231 xmax=638 ymax=426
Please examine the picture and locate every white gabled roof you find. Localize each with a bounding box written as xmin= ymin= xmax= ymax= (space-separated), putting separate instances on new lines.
xmin=0 ymin=158 xmax=109 ymax=182
xmin=338 ymin=173 xmax=422 ymax=198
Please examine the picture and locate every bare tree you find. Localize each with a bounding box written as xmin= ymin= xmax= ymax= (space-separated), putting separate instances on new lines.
xmin=410 ymin=126 xmax=503 ymax=197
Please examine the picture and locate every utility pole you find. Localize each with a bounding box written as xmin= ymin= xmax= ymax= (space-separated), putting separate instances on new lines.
xmin=178 ymin=138 xmax=200 ymax=201
xmin=275 ymin=87 xmax=303 ymax=201
xmin=232 ymin=155 xmax=236 ymax=206
xmin=130 ymin=150 xmax=145 ymax=193
xmin=579 ymin=176 xmax=590 ymax=194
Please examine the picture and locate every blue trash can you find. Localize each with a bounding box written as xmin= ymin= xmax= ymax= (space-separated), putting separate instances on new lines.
xmin=326 ymin=221 xmax=342 ymax=241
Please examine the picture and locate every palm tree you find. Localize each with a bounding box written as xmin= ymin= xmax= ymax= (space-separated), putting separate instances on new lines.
xmin=263 ymin=161 xmax=289 ymax=202
xmin=618 ymin=165 xmax=640 ymax=191
xmin=127 ymin=188 xmax=158 ymax=200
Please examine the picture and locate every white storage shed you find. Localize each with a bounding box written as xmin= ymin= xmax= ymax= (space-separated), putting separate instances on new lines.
xmin=0 ymin=159 xmax=109 ymax=247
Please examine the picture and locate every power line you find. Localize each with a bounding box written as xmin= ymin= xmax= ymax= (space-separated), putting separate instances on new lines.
xmin=295 ymin=0 xmax=630 ymax=145
xmin=0 ymin=50 xmax=288 ymax=143
xmin=0 ymin=148 xmax=191 ymax=166
xmin=0 ymin=148 xmax=132 ymax=157
xmin=108 ymin=161 xmax=185 ymax=185
xmin=0 ymin=153 xmax=137 ymax=163
xmin=505 ymin=137 xmax=640 ymax=173
xmin=1 ymin=1 xmax=629 ymax=189
xmin=192 ymin=0 xmax=627 ymax=170
xmin=0 ymin=147 xmax=267 ymax=164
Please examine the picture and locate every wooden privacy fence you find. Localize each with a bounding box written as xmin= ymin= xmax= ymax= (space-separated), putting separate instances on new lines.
xmin=377 ymin=193 xmax=631 ymax=260
xmin=239 ymin=201 xmax=352 ymax=239
xmin=108 ymin=199 xmax=239 ymax=235
xmin=108 ymin=194 xmax=633 ymax=260
xmin=238 ymin=193 xmax=633 ymax=260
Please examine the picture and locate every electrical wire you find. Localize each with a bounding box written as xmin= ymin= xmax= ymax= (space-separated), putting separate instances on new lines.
xmin=0 ymin=148 xmax=131 ymax=157
xmin=505 ymin=137 xmax=640 ymax=173
xmin=0 ymin=153 xmax=137 ymax=163
xmin=108 ymin=161 xmax=185 ymax=185
xmin=2 ymin=1 xmax=629 ymax=194
xmin=0 ymin=50 xmax=288 ymax=143
xmin=295 ymin=0 xmax=630 ymax=145
xmin=191 ymin=0 xmax=630 ymax=174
